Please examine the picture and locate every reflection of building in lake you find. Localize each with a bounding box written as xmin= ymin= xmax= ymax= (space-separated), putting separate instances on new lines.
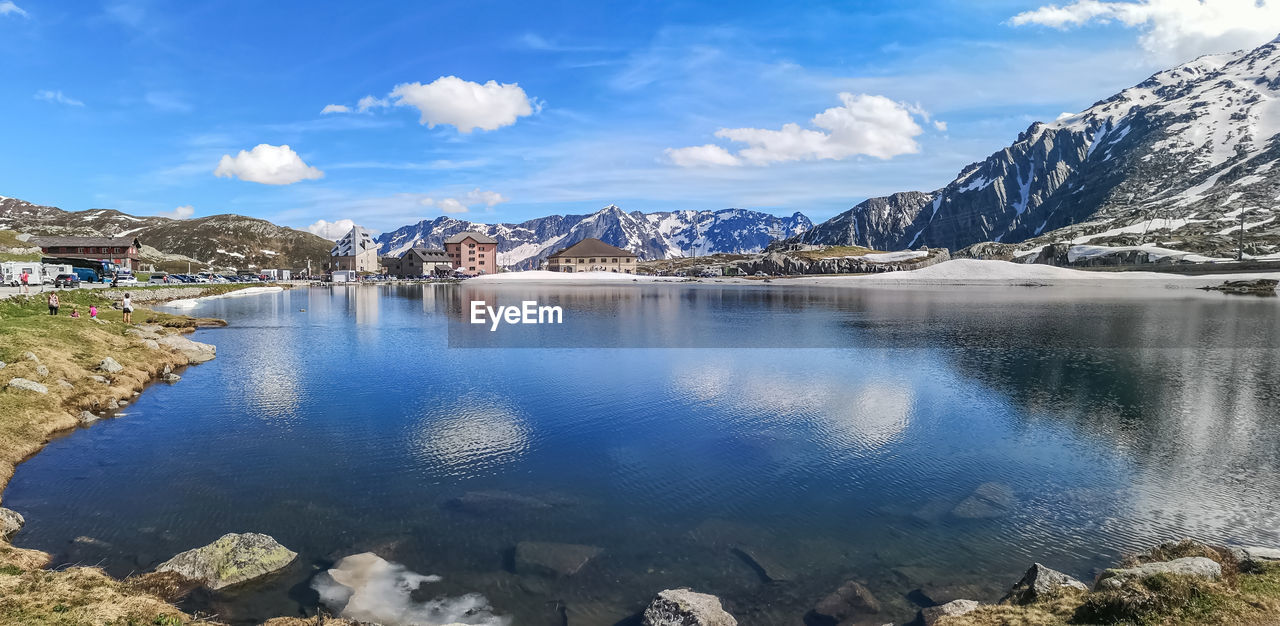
xmin=545 ymin=238 xmax=637 ymax=273
xmin=350 ymin=282 xmax=380 ymax=325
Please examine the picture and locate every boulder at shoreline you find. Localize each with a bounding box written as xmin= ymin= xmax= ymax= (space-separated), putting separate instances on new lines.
xmin=0 ymin=507 xmax=24 ymax=541
xmin=1000 ymin=562 xmax=1087 ymax=605
xmin=1095 ymin=557 xmax=1221 ymax=591
xmin=643 ymin=589 xmax=737 ymax=626
xmin=157 ymin=335 xmax=216 ymax=364
xmin=155 ymin=532 xmax=297 ymax=590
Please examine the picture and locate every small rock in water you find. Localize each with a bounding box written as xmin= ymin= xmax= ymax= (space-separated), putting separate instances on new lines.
xmin=162 ymin=373 xmax=182 ymax=383
xmin=155 ymin=532 xmax=297 ymax=590
xmin=643 ymin=588 xmax=737 ymax=626
xmin=514 ymin=541 xmax=602 ymax=577
xmin=920 ymin=599 xmax=979 ymax=626
xmin=1000 ymin=563 xmax=1087 ymax=605
xmin=1095 ymin=557 xmax=1221 ymax=591
xmin=98 ymin=357 xmax=124 ymax=374
xmin=811 ymin=580 xmax=880 ymax=624
xmin=952 ymin=482 xmax=1016 ymax=519
xmin=0 ymin=507 xmax=24 ymax=541
xmin=7 ymin=378 xmax=49 ymax=394
xmin=79 ymin=411 xmax=99 ymax=425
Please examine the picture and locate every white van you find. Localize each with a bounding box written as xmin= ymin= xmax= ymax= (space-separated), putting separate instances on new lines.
xmin=2 ymin=262 xmax=43 ymax=286
xmin=42 ymin=264 xmax=73 ymax=284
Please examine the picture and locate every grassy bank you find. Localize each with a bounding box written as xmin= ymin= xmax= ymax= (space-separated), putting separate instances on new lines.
xmin=0 ymin=284 xmax=279 ymax=625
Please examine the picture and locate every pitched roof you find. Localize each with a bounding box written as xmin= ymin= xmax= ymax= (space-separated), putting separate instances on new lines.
xmin=547 ymin=238 xmax=636 ymax=259
xmin=331 ymin=225 xmax=377 ymax=256
xmin=33 ymin=235 xmax=141 ymax=248
xmin=404 ymin=248 xmax=451 ymax=263
xmin=444 ymin=231 xmax=497 ymax=244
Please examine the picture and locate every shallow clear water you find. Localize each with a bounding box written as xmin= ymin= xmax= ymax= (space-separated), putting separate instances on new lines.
xmin=6 ymin=283 xmax=1280 ymax=625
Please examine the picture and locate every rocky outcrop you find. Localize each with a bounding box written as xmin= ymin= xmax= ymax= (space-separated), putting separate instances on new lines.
xmin=1199 ymin=279 xmax=1279 ymax=295
xmin=514 ymin=541 xmax=602 ymax=577
xmin=97 ymin=357 xmax=124 ymax=373
xmin=6 ymin=378 xmax=49 ymax=394
xmin=1230 ymin=546 xmax=1280 ymax=573
xmin=0 ymin=507 xmax=24 ymax=541
xmin=1095 ymin=557 xmax=1222 ymax=591
xmin=78 ymin=411 xmax=99 ymax=425
xmin=156 ymin=335 xmax=216 ymax=364
xmin=952 ymin=482 xmax=1016 ymax=519
xmin=643 ymin=589 xmax=737 ymax=626
xmin=920 ymin=599 xmax=979 ymax=626
xmin=810 ymin=580 xmax=880 ymax=624
xmin=155 ymin=532 xmax=297 ymax=590
xmin=734 ymin=248 xmax=949 ymax=276
xmin=1000 ymin=563 xmax=1087 ymax=605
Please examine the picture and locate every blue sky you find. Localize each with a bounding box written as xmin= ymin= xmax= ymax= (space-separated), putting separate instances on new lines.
xmin=3 ymin=0 xmax=1279 ymax=236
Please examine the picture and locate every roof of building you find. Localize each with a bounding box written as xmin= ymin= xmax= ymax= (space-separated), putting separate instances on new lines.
xmin=547 ymin=238 xmax=636 ymax=259
xmin=444 ymin=231 xmax=497 ymax=244
xmin=404 ymin=248 xmax=451 ymax=263
xmin=331 ymin=225 xmax=378 ymax=256
xmin=33 ymin=235 xmax=142 ymax=248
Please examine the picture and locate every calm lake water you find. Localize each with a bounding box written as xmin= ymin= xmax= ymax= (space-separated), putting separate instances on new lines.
xmin=6 ymin=283 xmax=1280 ymax=625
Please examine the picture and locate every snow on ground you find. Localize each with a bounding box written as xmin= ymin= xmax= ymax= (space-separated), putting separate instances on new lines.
xmin=162 ymin=286 xmax=284 ymax=308
xmin=1067 ymin=244 xmax=1224 ymax=263
xmin=1071 ymin=218 xmax=1197 ymax=244
xmin=797 ymin=259 xmax=1280 ymax=289
xmin=843 ymin=250 xmax=928 ymax=263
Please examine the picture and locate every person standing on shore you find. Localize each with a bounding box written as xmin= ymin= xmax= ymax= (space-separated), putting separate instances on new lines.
xmin=47 ymin=292 xmax=59 ymax=316
xmin=121 ymin=292 xmax=133 ymax=324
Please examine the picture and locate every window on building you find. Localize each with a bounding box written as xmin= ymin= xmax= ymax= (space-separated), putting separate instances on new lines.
xmin=612 ymin=258 xmax=618 ymax=262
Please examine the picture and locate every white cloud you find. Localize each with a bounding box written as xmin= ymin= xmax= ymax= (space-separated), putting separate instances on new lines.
xmin=419 ymin=188 xmax=509 ymax=214
xmin=0 ymin=1 xmax=26 ymax=16
xmin=667 ymin=93 xmax=925 ymax=167
xmin=933 ymin=120 xmax=948 ymax=132
xmin=357 ymin=95 xmax=388 ymax=112
xmin=34 ymin=90 xmax=84 ymax=107
xmin=320 ymin=104 xmax=350 ymax=114
xmin=157 ymin=205 xmax=194 ymax=219
xmin=390 ymin=76 xmax=534 ymax=133
xmin=664 ymin=144 xmax=743 ymax=167
xmin=306 ymin=218 xmax=358 ymax=240
xmin=1009 ymin=0 xmax=1280 ymax=63
xmin=145 ymin=91 xmax=191 ymax=113
xmin=213 ymin=144 xmax=324 ymax=185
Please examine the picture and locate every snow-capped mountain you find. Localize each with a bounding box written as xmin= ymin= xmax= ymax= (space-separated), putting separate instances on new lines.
xmin=377 ymin=205 xmax=812 ymax=269
xmin=794 ymin=35 xmax=1280 ymax=259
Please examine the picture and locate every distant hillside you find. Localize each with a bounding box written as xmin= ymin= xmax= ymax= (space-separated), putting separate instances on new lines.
xmin=0 ymin=196 xmax=332 ymax=271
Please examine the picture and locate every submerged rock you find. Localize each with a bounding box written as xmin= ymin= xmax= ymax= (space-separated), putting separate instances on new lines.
xmin=1000 ymin=563 xmax=1087 ymax=605
xmin=732 ymin=545 xmax=793 ymax=582
xmin=643 ymin=589 xmax=737 ymax=626
xmin=811 ymin=580 xmax=880 ymax=624
xmin=445 ymin=490 xmax=553 ymax=515
xmin=952 ymin=482 xmax=1016 ymax=519
xmin=162 ymin=373 xmax=182 ymax=383
xmin=97 ymin=357 xmax=124 ymax=373
xmin=920 ymin=599 xmax=979 ymax=626
xmin=155 ymin=532 xmax=297 ymax=590
xmin=6 ymin=378 xmax=49 ymax=394
xmin=514 ymin=541 xmax=602 ymax=577
xmin=0 ymin=507 xmax=24 ymax=540
xmin=157 ymin=335 xmax=216 ymax=364
xmin=1095 ymin=557 xmax=1221 ymax=591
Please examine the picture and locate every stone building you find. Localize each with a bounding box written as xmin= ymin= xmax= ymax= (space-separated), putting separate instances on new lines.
xmin=546 ymin=238 xmax=637 ymax=273
xmin=330 ymin=225 xmax=379 ymax=273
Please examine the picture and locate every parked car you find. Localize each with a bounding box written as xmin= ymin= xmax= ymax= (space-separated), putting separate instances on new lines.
xmin=115 ymin=275 xmax=139 ymax=285
xmin=149 ymin=274 xmax=169 ymax=284
xmin=54 ymin=273 xmax=81 ymax=288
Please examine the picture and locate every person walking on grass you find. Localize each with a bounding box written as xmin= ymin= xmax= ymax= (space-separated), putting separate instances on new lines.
xmin=47 ymin=292 xmax=59 ymax=316
xmin=121 ymin=292 xmax=134 ymax=324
